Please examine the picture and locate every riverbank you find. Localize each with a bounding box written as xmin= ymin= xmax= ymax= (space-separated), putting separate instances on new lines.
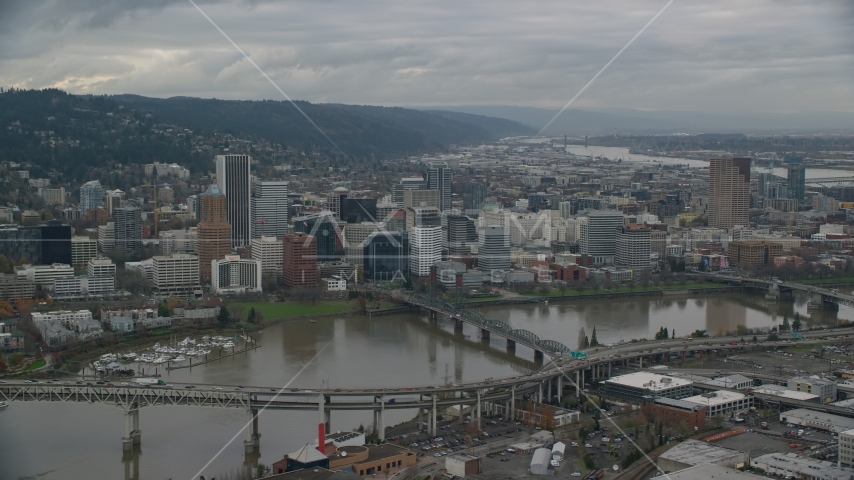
xmin=2 ymin=300 xmax=359 ymax=379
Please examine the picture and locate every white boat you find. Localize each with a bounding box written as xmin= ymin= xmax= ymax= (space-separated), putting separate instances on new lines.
xmin=222 ymin=342 xmax=234 ymax=349
xmin=0 ymin=401 xmax=8 ymax=409
xmin=172 ymin=355 xmax=186 ymax=362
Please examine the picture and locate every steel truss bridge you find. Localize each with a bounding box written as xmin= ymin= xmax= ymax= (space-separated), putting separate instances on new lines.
xmin=406 ymin=293 xmax=570 ymax=358
xmin=806 ymin=176 xmax=854 ymax=187
xmin=717 ymin=275 xmax=854 ymax=308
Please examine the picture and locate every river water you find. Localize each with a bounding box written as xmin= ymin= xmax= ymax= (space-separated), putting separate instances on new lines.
xmin=563 ymin=145 xmax=853 ymax=178
xmin=1 ymin=291 xmax=851 ymax=480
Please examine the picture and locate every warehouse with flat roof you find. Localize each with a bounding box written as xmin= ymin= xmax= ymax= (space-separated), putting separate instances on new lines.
xmin=657 ymin=439 xmax=748 ymax=472
xmin=779 ymin=408 xmax=854 ymax=433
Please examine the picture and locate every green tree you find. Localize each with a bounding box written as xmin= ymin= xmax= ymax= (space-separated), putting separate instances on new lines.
xmin=247 ymin=307 xmax=256 ymax=324
xmin=157 ymin=302 xmax=170 ymax=317
xmin=781 ymin=316 xmax=791 ymax=332
xmin=792 ymin=317 xmax=803 ymax=332
xmin=590 ymin=327 xmax=599 ymax=347
xmin=671 ymin=329 xmax=675 ymax=339
xmin=218 ymin=307 xmax=231 ymax=325
xmin=752 ymin=335 xmax=758 ymax=343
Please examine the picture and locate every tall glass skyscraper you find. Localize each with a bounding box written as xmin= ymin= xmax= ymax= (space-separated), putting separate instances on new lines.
xmin=427 ymin=161 xmax=452 ymax=212
xmin=216 ymin=154 xmax=251 ymax=248
xmin=251 ymin=181 xmax=289 ymax=239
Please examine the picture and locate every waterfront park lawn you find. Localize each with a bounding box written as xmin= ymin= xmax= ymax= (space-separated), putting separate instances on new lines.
xmin=232 ymin=301 xmax=352 ymax=320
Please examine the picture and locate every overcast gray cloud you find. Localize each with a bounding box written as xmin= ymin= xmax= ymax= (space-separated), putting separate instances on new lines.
xmin=0 ymin=0 xmax=851 ymax=113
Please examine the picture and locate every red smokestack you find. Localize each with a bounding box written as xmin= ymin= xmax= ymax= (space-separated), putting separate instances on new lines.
xmin=318 ymin=423 xmax=326 ymax=454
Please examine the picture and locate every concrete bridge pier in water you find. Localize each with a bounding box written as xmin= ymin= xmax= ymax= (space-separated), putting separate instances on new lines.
xmin=121 ymin=403 xmax=141 ymax=452
xmin=244 ymin=408 xmax=261 ymax=454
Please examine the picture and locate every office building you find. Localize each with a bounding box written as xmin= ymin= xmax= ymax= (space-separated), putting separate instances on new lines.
xmin=788 ymin=377 xmax=837 ymax=403
xmin=40 ymin=220 xmax=72 ymax=265
xmin=114 ymin=206 xmax=142 ymax=257
xmin=463 ymin=182 xmax=487 ymax=214
xmin=150 ymin=253 xmax=202 ymax=299
xmin=80 ymin=180 xmax=105 ymax=211
xmin=283 ymin=233 xmax=317 ymax=287
xmin=98 ymin=222 xmax=115 ymax=253
xmin=251 ymin=236 xmax=284 ymax=282
xmin=728 ymin=240 xmax=782 ymax=269
xmin=105 ymin=189 xmax=123 ymax=216
xmin=343 ymin=222 xmax=381 ymax=278
xmin=216 ymin=154 xmax=252 ymax=247
xmin=410 ymin=225 xmax=442 ymax=277
xmin=405 ymin=206 xmax=441 ymax=232
xmin=211 ymin=255 xmax=262 ymax=295
xmin=559 ymin=201 xmax=573 ymax=219
xmin=840 ymin=428 xmax=854 ymax=468
xmin=0 ymin=225 xmax=42 ymax=264
xmin=682 ymin=391 xmax=752 ymax=418
xmin=329 ymin=186 xmax=349 ymax=220
xmin=787 ymin=160 xmax=806 ymax=201
xmin=159 ymin=228 xmax=197 ymax=255
xmin=341 ymin=198 xmax=378 ymax=224
xmin=602 ymin=372 xmax=693 ymax=403
xmin=251 ymin=181 xmax=289 ymax=239
xmin=52 ymin=275 xmax=115 ymax=299
xmin=392 ymin=177 xmax=427 ymax=205
xmin=708 ymin=157 xmax=750 ymax=230
xmin=87 ymin=257 xmax=116 ymax=278
xmin=0 ymin=274 xmax=35 ymax=300
xmin=578 ymin=210 xmax=624 ymax=266
xmin=478 ymin=226 xmax=510 ymax=274
xmin=39 ymin=186 xmax=65 ymax=205
xmin=447 ymin=214 xmax=478 ymax=256
xmin=404 ymin=189 xmax=440 ymax=210
xmin=293 ymin=212 xmax=340 ymax=261
xmin=197 ymin=184 xmax=232 ymax=279
xmin=427 ymin=161 xmax=452 ymax=212
xmin=71 ymin=236 xmax=98 ymax=269
xmin=363 ymin=231 xmax=408 ymax=282
xmin=616 ymin=224 xmax=651 ymax=274
xmin=14 ymin=263 xmax=74 ymax=287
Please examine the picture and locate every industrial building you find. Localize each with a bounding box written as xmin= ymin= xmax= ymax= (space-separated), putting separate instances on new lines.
xmin=788 ymin=376 xmax=838 ymax=403
xmin=657 ymin=439 xmax=748 ymax=472
xmin=603 ymin=372 xmax=693 ymax=403
xmin=649 ymin=397 xmax=707 ymax=430
xmin=682 ymin=391 xmax=752 ymax=418
xmin=779 ymin=408 xmax=854 ymax=433
xmin=751 ymin=453 xmax=853 ymax=480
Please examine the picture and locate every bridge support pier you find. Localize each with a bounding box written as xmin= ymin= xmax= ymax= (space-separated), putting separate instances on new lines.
xmin=431 ymin=395 xmax=437 ymax=436
xmin=510 ymin=385 xmax=516 ymax=422
xmin=244 ymin=408 xmax=260 ymax=454
xmin=454 ymin=319 xmax=463 ymax=332
xmin=608 ymin=362 xmax=611 ymax=378
xmin=575 ymin=371 xmax=580 ymax=396
xmin=638 ymin=356 xmax=643 ymax=369
xmin=546 ymin=378 xmax=553 ymax=402
xmin=533 ymin=350 xmax=544 ymax=363
xmin=557 ymin=375 xmax=563 ymax=402
xmin=506 ymin=339 xmax=515 ymax=350
xmin=481 ymin=329 xmax=490 ymax=341
xmin=122 ymin=405 xmax=141 ymax=452
xmin=538 ymin=382 xmax=543 ymax=403
xmin=379 ymin=401 xmax=386 ymax=441
xmin=476 ymin=390 xmax=482 ymax=429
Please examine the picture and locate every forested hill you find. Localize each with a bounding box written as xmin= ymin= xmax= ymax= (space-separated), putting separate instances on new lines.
xmin=0 ymin=88 xmax=532 ymax=183
xmin=111 ymin=95 xmax=533 ymax=157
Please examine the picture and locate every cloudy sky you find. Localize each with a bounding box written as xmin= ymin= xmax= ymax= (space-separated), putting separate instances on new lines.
xmin=1 ymin=0 xmax=852 ymax=113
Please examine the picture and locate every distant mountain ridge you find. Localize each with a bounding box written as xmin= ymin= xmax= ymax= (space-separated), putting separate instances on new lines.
xmin=111 ymin=95 xmax=534 ymax=158
xmin=422 ymin=105 xmax=854 ymax=135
